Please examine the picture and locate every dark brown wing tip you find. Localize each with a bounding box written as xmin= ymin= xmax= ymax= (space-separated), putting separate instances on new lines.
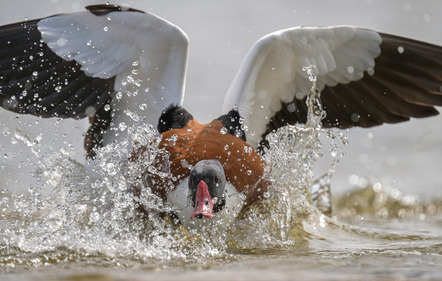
xmin=263 ymin=32 xmax=442 ymax=141
xmin=85 ymin=4 xmax=145 ymax=15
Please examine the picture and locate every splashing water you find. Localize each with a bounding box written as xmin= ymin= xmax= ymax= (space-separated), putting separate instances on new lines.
xmin=1 ymin=125 xmax=218 ymax=266
xmin=227 ymin=66 xmax=346 ymax=248
xmin=303 ymin=65 xmax=327 ymax=128
xmin=0 ymin=66 xmax=349 ymax=270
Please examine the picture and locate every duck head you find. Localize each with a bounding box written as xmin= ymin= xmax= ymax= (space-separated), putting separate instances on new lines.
xmin=188 ymin=160 xmax=226 ymax=220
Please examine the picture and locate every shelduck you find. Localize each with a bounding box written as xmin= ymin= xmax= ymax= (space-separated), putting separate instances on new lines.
xmin=0 ymin=4 xmax=441 ymax=226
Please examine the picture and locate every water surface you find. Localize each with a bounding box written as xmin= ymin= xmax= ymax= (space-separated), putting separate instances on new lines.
xmin=1 ymin=1 xmax=442 ymax=280
xmin=1 ymin=117 xmax=441 ymax=281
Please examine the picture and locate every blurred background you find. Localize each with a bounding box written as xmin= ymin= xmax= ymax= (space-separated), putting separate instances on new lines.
xmin=1 ymin=0 xmax=441 ymax=198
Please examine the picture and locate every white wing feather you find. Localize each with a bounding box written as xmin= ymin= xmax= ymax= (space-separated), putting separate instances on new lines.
xmin=38 ymin=10 xmax=189 ymax=143
xmin=223 ymin=26 xmax=382 ymax=148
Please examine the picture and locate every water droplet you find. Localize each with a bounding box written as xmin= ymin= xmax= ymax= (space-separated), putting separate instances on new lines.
xmin=24 ymin=82 xmax=32 ymax=91
xmin=119 ymin=122 xmax=127 ymax=131
xmin=170 ymin=134 xmax=178 ymax=142
xmin=57 ymin=37 xmax=67 ymax=47
xmin=246 ymin=170 xmax=252 ymax=176
xmin=287 ymin=103 xmax=296 ymax=113
xmin=180 ymin=159 xmax=189 ymax=168
xmin=85 ymin=106 xmax=96 ymax=117
xmin=89 ymin=211 xmax=100 ymax=223
xmin=397 ymin=46 xmax=404 ymax=54
xmin=104 ymin=104 xmax=111 ymax=111
xmin=224 ymin=145 xmax=229 ymax=150
xmin=220 ymin=127 xmax=228 ymax=134
xmin=105 ymin=162 xmax=117 ymax=175
xmin=351 ymin=113 xmax=360 ymax=123
xmin=103 ymin=26 xmax=108 ymax=32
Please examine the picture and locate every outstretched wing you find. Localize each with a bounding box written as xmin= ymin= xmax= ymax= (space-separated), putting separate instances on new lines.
xmin=223 ymin=26 xmax=442 ymax=148
xmin=0 ymin=4 xmax=189 ymax=155
xmin=0 ymin=18 xmax=114 ymax=119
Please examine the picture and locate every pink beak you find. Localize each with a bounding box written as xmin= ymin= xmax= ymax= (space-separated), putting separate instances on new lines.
xmin=190 ymin=180 xmax=213 ymax=219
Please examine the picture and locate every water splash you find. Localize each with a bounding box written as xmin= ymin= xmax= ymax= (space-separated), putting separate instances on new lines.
xmin=303 ymin=65 xmax=326 ymax=128
xmin=0 ymin=67 xmax=349 ymax=269
xmin=226 ymin=66 xmax=346 ymax=248
xmin=1 ymin=122 xmax=234 ymax=269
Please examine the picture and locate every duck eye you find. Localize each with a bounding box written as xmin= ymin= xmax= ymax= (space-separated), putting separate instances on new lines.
xmin=215 ymin=176 xmax=220 ymax=183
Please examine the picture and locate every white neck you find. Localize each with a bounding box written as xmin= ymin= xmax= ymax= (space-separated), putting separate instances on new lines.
xmin=166 ymin=179 xmax=245 ymax=229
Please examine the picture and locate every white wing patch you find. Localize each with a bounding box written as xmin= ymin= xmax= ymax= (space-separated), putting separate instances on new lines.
xmin=223 ymin=26 xmax=382 ymax=148
xmin=38 ymin=10 xmax=189 ymax=143
xmin=38 ymin=11 xmax=188 ymax=92
xmin=39 ymin=12 xmax=136 ymax=79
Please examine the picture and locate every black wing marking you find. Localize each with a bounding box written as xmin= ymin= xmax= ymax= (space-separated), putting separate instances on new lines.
xmin=0 ymin=19 xmax=115 ymax=120
xmin=262 ymin=33 xmax=442 ymax=145
xmin=217 ymin=109 xmax=247 ymax=142
xmin=157 ymin=105 xmax=194 ymax=133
